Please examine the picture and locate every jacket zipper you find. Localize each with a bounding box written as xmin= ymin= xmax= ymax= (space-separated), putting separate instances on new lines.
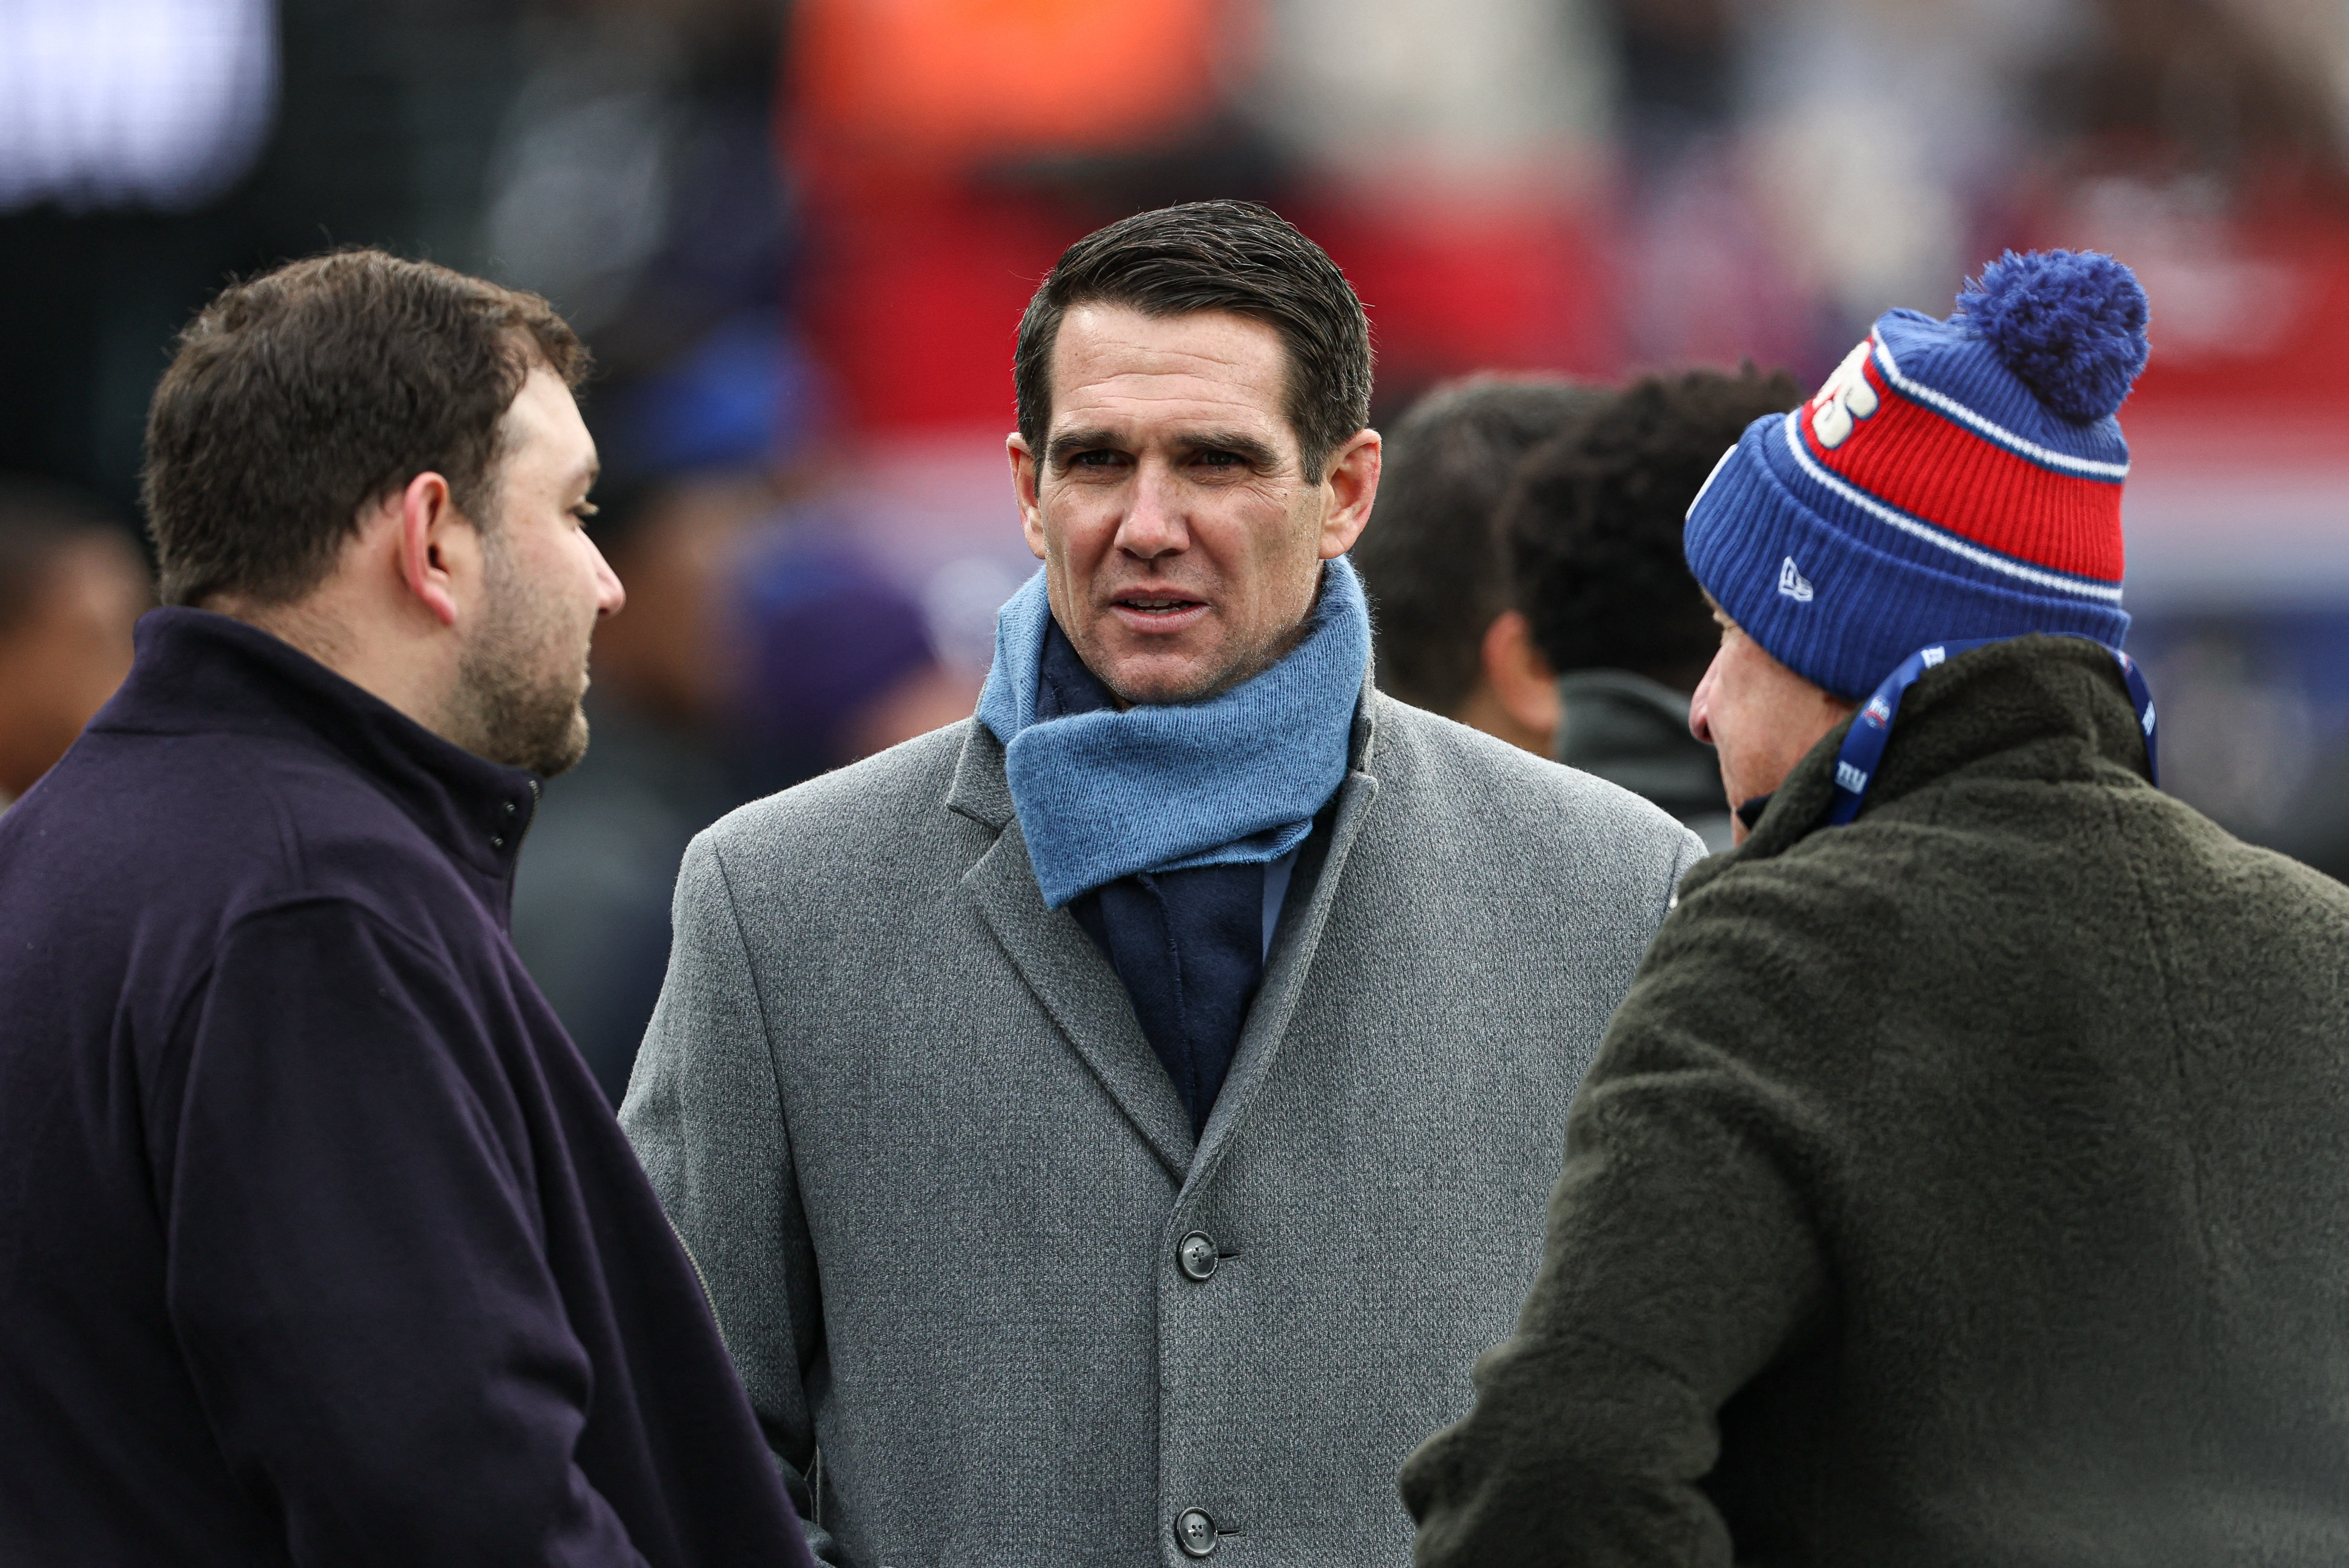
xmin=667 ymin=1212 xmax=731 ymax=1354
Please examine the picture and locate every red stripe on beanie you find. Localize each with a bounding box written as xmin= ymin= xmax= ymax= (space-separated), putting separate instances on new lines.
xmin=1802 ymin=354 xmax=2125 ymax=584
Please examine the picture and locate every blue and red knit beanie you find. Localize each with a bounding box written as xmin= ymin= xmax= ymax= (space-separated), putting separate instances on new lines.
xmin=1683 ymin=249 xmax=2151 ymax=699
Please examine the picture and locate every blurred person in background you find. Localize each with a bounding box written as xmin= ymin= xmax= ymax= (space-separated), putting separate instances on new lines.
xmin=624 ymin=202 xmax=1704 ymax=1567
xmin=1405 ymin=253 xmax=2349 ymax=1564
xmin=509 ymin=314 xmax=806 ymax=1105
xmin=1502 ymin=365 xmax=1803 ymax=849
xmin=0 ymin=250 xmax=812 ymax=1568
xmin=527 ymin=510 xmax=969 ymax=1106
xmin=1351 ymin=375 xmax=1608 ymax=754
xmin=728 ymin=528 xmax=979 ymax=797
xmin=0 ymin=478 xmax=148 ymax=810
xmin=508 ymin=458 xmax=766 ymax=1104
xmin=511 ymin=314 xmax=978 ymax=1104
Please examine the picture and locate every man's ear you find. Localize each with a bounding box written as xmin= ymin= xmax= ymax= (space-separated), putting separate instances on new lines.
xmin=1007 ymin=434 xmax=1048 ymax=562
xmin=393 ymin=471 xmax=471 ymax=627
xmin=1317 ymin=428 xmax=1381 ymax=558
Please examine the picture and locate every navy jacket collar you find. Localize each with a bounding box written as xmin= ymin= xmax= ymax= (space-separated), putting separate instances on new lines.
xmin=93 ymin=608 xmax=541 ymax=902
xmin=1036 ymin=615 xmax=1114 ymax=721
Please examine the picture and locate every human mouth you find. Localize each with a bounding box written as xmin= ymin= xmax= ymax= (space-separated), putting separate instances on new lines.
xmin=1109 ymin=592 xmax=1209 ymax=633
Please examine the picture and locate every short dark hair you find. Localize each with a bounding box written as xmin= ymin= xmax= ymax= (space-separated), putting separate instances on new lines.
xmin=0 ymin=478 xmax=130 ymax=637
xmin=1505 ymin=365 xmax=1801 ymax=693
xmin=1013 ymin=201 xmax=1371 ymax=478
xmin=1353 ymin=375 xmax=1611 ymax=714
xmin=143 ymin=249 xmax=588 ymax=608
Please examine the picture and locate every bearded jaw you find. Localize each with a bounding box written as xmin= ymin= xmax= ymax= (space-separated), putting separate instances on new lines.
xmin=449 ymin=559 xmax=597 ymax=776
xmin=450 ymin=639 xmax=591 ymax=775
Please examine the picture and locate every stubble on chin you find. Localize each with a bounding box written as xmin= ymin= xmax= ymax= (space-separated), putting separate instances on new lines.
xmin=1101 ymin=653 xmax=1235 ymax=708
xmin=450 ymin=566 xmax=596 ymax=775
xmin=1092 ymin=621 xmax=1312 ymax=707
xmin=452 ymin=645 xmax=591 ymax=776
xmin=530 ymin=701 xmax=593 ymax=777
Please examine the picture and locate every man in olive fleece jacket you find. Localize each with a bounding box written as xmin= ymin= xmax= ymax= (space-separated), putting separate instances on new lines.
xmin=1402 ymin=637 xmax=2349 ymax=1564
xmin=1403 ymin=252 xmax=2349 ymax=1564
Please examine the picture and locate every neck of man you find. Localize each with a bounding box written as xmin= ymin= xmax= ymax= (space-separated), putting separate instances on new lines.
xmin=206 ymin=585 xmax=464 ymax=751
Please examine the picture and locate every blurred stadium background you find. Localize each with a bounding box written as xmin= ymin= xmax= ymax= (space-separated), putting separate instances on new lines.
xmin=4 ymin=0 xmax=2347 ymax=1090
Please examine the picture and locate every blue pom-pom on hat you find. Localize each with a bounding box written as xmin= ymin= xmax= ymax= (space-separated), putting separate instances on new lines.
xmin=1955 ymin=249 xmax=2150 ymax=423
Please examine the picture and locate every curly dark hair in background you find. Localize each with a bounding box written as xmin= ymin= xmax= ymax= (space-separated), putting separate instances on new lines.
xmin=1353 ymin=375 xmax=1608 ymax=714
xmin=1503 ymin=365 xmax=1801 ymax=694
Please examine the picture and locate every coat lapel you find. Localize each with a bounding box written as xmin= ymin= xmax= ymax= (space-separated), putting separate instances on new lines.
xmin=1184 ymin=681 xmax=1387 ymax=1194
xmin=949 ymin=723 xmax=1195 ymax=1179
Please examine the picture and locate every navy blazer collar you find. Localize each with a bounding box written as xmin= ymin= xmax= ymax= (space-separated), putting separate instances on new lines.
xmin=92 ymin=608 xmax=542 ymax=898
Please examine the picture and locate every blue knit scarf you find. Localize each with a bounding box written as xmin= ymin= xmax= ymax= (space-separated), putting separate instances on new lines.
xmin=976 ymin=557 xmax=1370 ymax=910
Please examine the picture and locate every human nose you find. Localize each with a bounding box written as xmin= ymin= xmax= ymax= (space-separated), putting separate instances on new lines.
xmin=589 ymin=537 xmax=626 ymax=618
xmin=1113 ymin=462 xmax=1188 ymax=561
xmin=1690 ymin=653 xmax=1721 ymax=745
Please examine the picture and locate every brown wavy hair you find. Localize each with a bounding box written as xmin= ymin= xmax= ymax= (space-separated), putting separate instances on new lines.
xmin=142 ymin=249 xmax=586 ymax=608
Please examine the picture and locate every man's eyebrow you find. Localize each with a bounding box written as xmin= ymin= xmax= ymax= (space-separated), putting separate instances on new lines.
xmin=1046 ymin=429 xmax=1123 ymax=466
xmin=1044 ymin=428 xmax=1285 ymax=469
xmin=1177 ymin=430 xmax=1281 ymax=468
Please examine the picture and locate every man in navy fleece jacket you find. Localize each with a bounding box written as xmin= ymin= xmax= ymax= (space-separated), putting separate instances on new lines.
xmin=0 ymin=250 xmax=815 ymax=1568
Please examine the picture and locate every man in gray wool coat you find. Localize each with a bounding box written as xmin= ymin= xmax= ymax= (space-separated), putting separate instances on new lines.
xmin=621 ymin=200 xmax=1705 ymax=1568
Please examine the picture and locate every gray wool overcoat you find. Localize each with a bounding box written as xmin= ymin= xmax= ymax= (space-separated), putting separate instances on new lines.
xmin=621 ymin=682 xmax=1705 ymax=1568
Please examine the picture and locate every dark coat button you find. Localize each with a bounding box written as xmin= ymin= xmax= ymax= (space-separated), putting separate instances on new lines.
xmin=1176 ymin=1507 xmax=1217 ymax=1558
xmin=1178 ymin=1232 xmax=1217 ymax=1281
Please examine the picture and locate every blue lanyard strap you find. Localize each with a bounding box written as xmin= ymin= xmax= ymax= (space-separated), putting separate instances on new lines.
xmin=1823 ymin=636 xmax=2157 ymax=828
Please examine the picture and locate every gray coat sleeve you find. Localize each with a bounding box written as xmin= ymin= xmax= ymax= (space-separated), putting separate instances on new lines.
xmin=1669 ymin=829 xmax=1709 ymax=904
xmin=621 ymin=833 xmax=839 ymax=1566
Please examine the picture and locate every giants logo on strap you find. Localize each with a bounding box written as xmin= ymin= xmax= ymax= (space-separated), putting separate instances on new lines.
xmin=1808 ymin=340 xmax=1880 ymax=449
xmin=1835 ymin=761 xmax=1870 ymax=792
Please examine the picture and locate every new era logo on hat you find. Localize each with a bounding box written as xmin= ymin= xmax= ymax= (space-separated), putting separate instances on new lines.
xmin=1682 ymin=250 xmax=2149 ymax=700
